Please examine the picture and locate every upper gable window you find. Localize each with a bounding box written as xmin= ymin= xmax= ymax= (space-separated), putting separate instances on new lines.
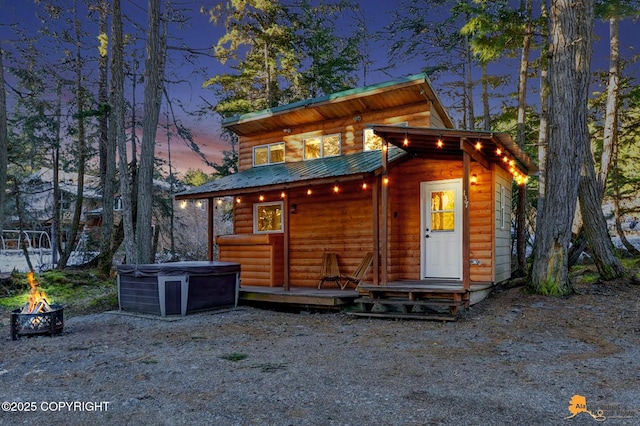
xmin=363 ymin=122 xmax=409 ymax=151
xmin=253 ymin=142 xmax=285 ymax=166
xmin=303 ymin=134 xmax=341 ymax=160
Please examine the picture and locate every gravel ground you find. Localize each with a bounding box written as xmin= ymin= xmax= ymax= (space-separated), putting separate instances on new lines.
xmin=1 ymin=280 xmax=639 ymax=426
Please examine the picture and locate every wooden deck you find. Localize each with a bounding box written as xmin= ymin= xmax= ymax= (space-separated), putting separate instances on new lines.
xmin=239 ymin=285 xmax=359 ymax=309
xmin=350 ymin=280 xmax=492 ymax=320
xmin=239 ymin=280 xmax=493 ymax=318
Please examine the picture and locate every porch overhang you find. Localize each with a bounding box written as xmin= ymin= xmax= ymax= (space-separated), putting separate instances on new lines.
xmin=175 ymin=148 xmax=408 ymax=200
xmin=371 ymin=126 xmax=538 ymax=176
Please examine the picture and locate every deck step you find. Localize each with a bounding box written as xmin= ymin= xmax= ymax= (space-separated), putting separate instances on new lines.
xmin=347 ymin=311 xmax=458 ymax=321
xmin=354 ymin=298 xmax=465 ymax=307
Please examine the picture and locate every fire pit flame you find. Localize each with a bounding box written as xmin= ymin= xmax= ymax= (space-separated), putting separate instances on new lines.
xmin=24 ymin=271 xmax=52 ymax=314
xmin=10 ymin=272 xmax=64 ymax=340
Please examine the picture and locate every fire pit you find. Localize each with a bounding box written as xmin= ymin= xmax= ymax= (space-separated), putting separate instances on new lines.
xmin=10 ymin=272 xmax=64 ymax=340
xmin=11 ymin=305 xmax=64 ymax=340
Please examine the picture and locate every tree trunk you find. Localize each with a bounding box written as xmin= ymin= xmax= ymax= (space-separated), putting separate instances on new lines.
xmin=464 ymin=36 xmax=475 ymax=130
xmin=97 ymin=1 xmax=116 ymax=274
xmin=598 ymin=16 xmax=619 ymax=189
xmin=0 ymin=46 xmax=7 ymax=236
xmin=58 ymin=9 xmax=87 ymax=269
xmin=481 ymin=63 xmax=490 ymax=130
xmin=51 ymin=84 xmax=62 ymax=267
xmin=612 ymin=131 xmax=639 ymax=256
xmin=578 ymin=140 xmax=626 ymax=279
xmin=578 ymin=156 xmax=625 ymax=281
xmin=111 ymin=0 xmax=136 ymax=264
xmin=528 ymin=0 xmax=594 ymax=295
xmin=515 ymin=0 xmax=533 ymax=276
xmin=575 ymin=13 xmax=625 ymax=280
xmin=536 ymin=1 xmax=549 ymax=222
xmin=136 ymin=0 xmax=167 ymax=264
xmin=13 ymin=181 xmax=34 ymax=273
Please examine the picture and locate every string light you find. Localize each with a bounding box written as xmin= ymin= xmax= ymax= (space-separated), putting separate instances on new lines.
xmin=362 ymin=182 xmax=368 ymax=190
xmin=333 ymin=184 xmax=340 ymax=193
xmin=236 ymin=197 xmax=241 ymax=204
xmin=259 ymin=194 xmax=265 ymax=202
xmin=403 ymin=131 xmax=409 ymax=146
xmin=496 ymin=148 xmax=502 ymax=155
xmin=307 ymin=188 xmax=312 ymax=196
xmin=436 ymin=138 xmax=443 ymax=148
xmin=475 ymin=141 xmax=482 ymax=150
xmin=280 ymin=191 xmax=286 ymax=198
xmin=383 ymin=177 xmax=389 ymax=185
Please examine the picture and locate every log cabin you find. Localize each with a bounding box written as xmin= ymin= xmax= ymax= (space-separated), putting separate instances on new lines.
xmin=176 ymin=74 xmax=537 ymax=317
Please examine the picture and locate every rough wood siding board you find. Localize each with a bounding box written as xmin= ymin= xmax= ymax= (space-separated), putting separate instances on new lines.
xmin=494 ymin=165 xmax=512 ymax=283
xmin=468 ymin=164 xmax=494 ymax=283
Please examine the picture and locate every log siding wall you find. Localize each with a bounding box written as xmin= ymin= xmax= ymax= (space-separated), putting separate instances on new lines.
xmin=238 ymin=103 xmax=433 ymax=171
xmin=224 ymin=157 xmax=505 ymax=287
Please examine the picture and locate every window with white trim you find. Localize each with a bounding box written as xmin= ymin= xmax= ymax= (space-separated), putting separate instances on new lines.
xmin=303 ymin=134 xmax=341 ymax=160
xmin=254 ymin=201 xmax=284 ymax=233
xmin=253 ymin=142 xmax=285 ymax=166
xmin=363 ymin=122 xmax=408 ymax=151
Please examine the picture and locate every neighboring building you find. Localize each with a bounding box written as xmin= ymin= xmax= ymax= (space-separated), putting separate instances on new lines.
xmin=6 ymin=168 xmax=212 ymax=261
xmin=176 ymin=74 xmax=537 ymax=298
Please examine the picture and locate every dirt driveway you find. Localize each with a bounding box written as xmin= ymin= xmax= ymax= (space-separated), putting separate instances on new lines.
xmin=1 ymin=279 xmax=639 ymax=425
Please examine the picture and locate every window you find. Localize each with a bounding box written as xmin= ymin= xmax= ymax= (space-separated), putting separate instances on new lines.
xmin=58 ymin=195 xmax=70 ymax=211
xmin=431 ymin=190 xmax=455 ymax=232
xmin=363 ymin=128 xmax=383 ymax=151
xmin=114 ymin=196 xmax=123 ymax=211
xmin=363 ymin=122 xmax=408 ymax=151
xmin=254 ymin=202 xmax=283 ymax=233
xmin=303 ymin=134 xmax=341 ymax=160
xmin=253 ymin=142 xmax=285 ymax=166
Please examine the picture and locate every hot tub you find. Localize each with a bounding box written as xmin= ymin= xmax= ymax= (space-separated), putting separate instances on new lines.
xmin=117 ymin=261 xmax=240 ymax=316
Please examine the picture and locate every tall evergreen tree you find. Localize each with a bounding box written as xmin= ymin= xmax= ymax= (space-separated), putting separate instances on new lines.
xmin=203 ymin=0 xmax=362 ymax=117
xmin=529 ymin=0 xmax=595 ymax=295
xmin=0 ymin=46 xmax=8 ymax=234
xmin=136 ymin=0 xmax=168 ymax=264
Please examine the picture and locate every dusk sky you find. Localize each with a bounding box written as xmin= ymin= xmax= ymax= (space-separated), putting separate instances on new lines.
xmin=1 ymin=1 xmax=637 ymax=178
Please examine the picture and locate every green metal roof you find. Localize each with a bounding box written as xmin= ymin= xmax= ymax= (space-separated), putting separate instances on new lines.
xmin=221 ymin=73 xmax=431 ymax=128
xmin=176 ymin=147 xmax=407 ymax=199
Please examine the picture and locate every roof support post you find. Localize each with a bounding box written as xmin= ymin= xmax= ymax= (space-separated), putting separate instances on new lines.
xmin=381 ymin=141 xmax=389 ymax=286
xmin=462 ymin=148 xmax=471 ymax=290
xmin=208 ymin=197 xmax=214 ymax=261
xmin=283 ymin=190 xmax=290 ymax=291
xmin=372 ymin=178 xmax=380 ymax=285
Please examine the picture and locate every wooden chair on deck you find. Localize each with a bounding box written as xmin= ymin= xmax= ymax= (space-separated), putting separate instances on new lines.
xmin=340 ymin=252 xmax=373 ymax=290
xmin=318 ymin=252 xmax=341 ymax=289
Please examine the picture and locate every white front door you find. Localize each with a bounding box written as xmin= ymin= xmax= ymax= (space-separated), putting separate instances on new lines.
xmin=421 ymin=179 xmax=463 ymax=279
